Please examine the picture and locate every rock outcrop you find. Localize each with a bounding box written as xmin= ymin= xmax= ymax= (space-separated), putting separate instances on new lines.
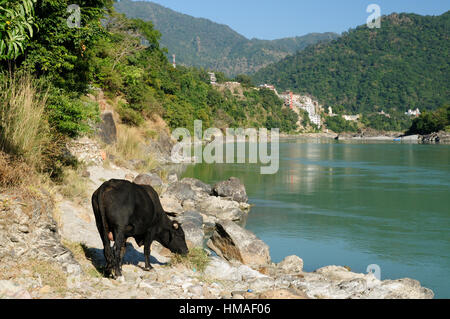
xmin=0 ymin=190 xmax=82 ymax=299
xmin=160 ymin=177 xmax=250 ymax=223
xmin=207 ymin=220 xmax=271 ymax=267
xmin=1 ymin=147 xmax=434 ymax=299
xmin=176 ymin=211 xmax=204 ymax=249
xmin=97 ymin=111 xmax=117 ymax=145
xmin=213 ymin=177 xmax=248 ymax=203
xmin=133 ymin=173 xmax=163 ymax=188
xmin=421 ymin=131 xmax=450 ymax=144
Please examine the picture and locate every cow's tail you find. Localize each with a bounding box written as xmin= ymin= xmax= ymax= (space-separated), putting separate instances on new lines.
xmin=96 ymin=186 xmax=112 ymax=242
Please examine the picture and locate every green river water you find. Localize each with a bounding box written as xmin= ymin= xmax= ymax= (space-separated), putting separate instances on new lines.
xmin=181 ymin=138 xmax=450 ymax=298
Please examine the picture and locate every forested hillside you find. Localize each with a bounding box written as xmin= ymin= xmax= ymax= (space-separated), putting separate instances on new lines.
xmin=253 ymin=12 xmax=450 ymax=114
xmin=0 ymin=0 xmax=298 ymax=181
xmin=114 ymin=0 xmax=338 ymax=76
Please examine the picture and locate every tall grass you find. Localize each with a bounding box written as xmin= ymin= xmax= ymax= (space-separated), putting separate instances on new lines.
xmin=105 ymin=123 xmax=158 ymax=172
xmin=0 ymin=73 xmax=50 ymax=169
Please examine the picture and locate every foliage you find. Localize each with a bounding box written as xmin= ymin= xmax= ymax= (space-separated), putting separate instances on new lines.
xmin=253 ymin=12 xmax=450 ymax=115
xmin=0 ymin=0 xmax=299 ymax=181
xmin=407 ymin=105 xmax=450 ymax=135
xmin=0 ymin=0 xmax=36 ymax=60
xmin=89 ymin=11 xmax=298 ymax=133
xmin=360 ymin=113 xmax=412 ymax=132
xmin=234 ymin=74 xmax=254 ymax=88
xmin=45 ymin=90 xmax=100 ymax=138
xmin=113 ymin=0 xmax=338 ymax=76
xmin=325 ymin=116 xmax=358 ymax=133
xmin=20 ymin=0 xmax=112 ymax=92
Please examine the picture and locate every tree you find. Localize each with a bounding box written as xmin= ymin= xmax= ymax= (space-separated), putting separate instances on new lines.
xmin=407 ymin=105 xmax=450 ymax=135
xmin=21 ymin=0 xmax=113 ymax=92
xmin=0 ymin=0 xmax=37 ymax=60
xmin=234 ymin=74 xmax=253 ymax=88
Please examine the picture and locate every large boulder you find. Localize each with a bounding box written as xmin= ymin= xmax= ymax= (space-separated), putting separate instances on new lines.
xmin=159 ymin=195 xmax=183 ymax=214
xmin=277 ymin=255 xmax=304 ymax=274
xmin=213 ymin=177 xmax=248 ymax=203
xmin=207 ymin=220 xmax=271 ymax=267
xmin=164 ymin=182 xmax=196 ymax=202
xmin=176 ymin=211 xmax=204 ymax=248
xmin=195 ymin=196 xmax=246 ymax=221
xmin=97 ymin=111 xmax=117 ymax=145
xmin=133 ymin=173 xmax=163 ymax=188
xmin=180 ymin=178 xmax=213 ymax=197
xmin=296 ymin=265 xmax=434 ymax=299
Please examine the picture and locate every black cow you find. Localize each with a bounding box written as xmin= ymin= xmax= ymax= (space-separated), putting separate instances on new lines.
xmin=92 ymin=179 xmax=189 ymax=278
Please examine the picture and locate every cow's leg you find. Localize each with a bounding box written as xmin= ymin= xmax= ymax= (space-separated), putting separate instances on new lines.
xmin=143 ymin=231 xmax=155 ymax=271
xmin=99 ymin=231 xmax=114 ymax=278
xmin=120 ymin=240 xmax=127 ymax=261
xmin=92 ymin=194 xmax=114 ymax=278
xmin=113 ymin=229 xmax=125 ymax=278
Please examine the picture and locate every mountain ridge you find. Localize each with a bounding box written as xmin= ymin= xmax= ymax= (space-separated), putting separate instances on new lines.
xmin=252 ymin=11 xmax=450 ymax=114
xmin=114 ymin=0 xmax=339 ymax=76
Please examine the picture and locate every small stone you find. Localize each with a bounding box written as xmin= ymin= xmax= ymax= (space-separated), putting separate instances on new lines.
xmin=188 ymin=285 xmax=204 ymax=296
xmin=18 ymin=225 xmax=29 ymax=233
xmin=81 ymin=170 xmax=90 ymax=178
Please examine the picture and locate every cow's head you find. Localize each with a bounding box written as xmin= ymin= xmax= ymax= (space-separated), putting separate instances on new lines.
xmin=159 ymin=220 xmax=189 ymax=255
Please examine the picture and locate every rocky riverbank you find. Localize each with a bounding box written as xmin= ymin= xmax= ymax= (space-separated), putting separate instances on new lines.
xmin=0 ymin=141 xmax=435 ymax=298
xmin=334 ymin=130 xmax=450 ymax=144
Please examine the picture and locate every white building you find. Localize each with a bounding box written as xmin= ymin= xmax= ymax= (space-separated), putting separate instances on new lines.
xmin=289 ymin=94 xmax=322 ymax=128
xmin=405 ymin=108 xmax=421 ymax=117
xmin=208 ymin=72 xmax=216 ymax=85
xmin=342 ymin=115 xmax=360 ymax=122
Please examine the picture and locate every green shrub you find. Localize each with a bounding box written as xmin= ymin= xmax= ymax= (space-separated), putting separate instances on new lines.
xmin=46 ymin=89 xmax=100 ymax=137
xmin=407 ymin=105 xmax=449 ymax=135
xmin=325 ymin=116 xmax=358 ymax=133
xmin=117 ymin=102 xmax=144 ymax=126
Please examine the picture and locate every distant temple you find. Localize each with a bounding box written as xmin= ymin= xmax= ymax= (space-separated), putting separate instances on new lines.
xmin=208 ymin=72 xmax=217 ymax=85
xmin=405 ymin=108 xmax=421 ymax=117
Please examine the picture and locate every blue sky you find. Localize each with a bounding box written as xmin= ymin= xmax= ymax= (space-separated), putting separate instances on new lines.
xmin=133 ymin=0 xmax=449 ymax=39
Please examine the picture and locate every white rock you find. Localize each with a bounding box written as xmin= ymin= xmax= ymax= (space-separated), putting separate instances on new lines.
xmin=277 ymin=255 xmax=303 ymax=274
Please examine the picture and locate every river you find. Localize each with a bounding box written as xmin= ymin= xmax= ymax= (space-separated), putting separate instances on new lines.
xmin=181 ymin=138 xmax=450 ymax=298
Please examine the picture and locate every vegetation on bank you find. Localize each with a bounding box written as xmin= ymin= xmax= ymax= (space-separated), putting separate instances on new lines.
xmin=324 ymin=116 xmax=359 ymax=133
xmin=0 ymin=0 xmax=298 ymax=186
xmin=407 ymin=105 xmax=450 ymax=135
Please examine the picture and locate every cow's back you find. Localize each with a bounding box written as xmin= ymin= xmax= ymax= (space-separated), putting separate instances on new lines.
xmin=97 ymin=179 xmax=160 ymax=236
